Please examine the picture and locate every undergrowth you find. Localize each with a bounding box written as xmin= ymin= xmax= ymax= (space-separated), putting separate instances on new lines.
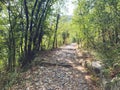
xmin=0 ymin=70 xmax=21 ymax=90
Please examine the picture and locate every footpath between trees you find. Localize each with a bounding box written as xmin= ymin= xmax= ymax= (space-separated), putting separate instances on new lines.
xmin=11 ymin=43 xmax=100 ymax=90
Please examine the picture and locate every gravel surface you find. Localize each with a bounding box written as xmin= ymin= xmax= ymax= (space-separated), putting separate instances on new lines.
xmin=11 ymin=43 xmax=99 ymax=90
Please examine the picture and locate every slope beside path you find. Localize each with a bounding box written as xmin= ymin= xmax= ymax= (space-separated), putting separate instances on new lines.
xmin=11 ymin=43 xmax=100 ymax=90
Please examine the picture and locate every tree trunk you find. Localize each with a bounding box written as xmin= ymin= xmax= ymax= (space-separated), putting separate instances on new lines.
xmin=22 ymin=0 xmax=29 ymax=66
xmin=24 ymin=0 xmax=29 ymax=57
xmin=53 ymin=14 xmax=60 ymax=48
xmin=115 ymin=28 xmax=119 ymax=44
xmin=33 ymin=0 xmax=50 ymax=51
xmin=28 ymin=0 xmax=38 ymax=58
xmin=8 ymin=0 xmax=16 ymax=71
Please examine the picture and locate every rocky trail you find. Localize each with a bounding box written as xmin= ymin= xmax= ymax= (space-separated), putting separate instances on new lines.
xmin=11 ymin=43 xmax=100 ymax=90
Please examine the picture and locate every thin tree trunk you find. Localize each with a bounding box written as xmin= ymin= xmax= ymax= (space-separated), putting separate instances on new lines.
xmin=28 ymin=0 xmax=38 ymax=57
xmin=24 ymin=0 xmax=29 ymax=57
xmin=8 ymin=0 xmax=16 ymax=71
xmin=102 ymin=29 xmax=105 ymax=43
xmin=22 ymin=0 xmax=29 ymax=66
xmin=33 ymin=0 xmax=50 ymax=51
xmin=115 ymin=28 xmax=119 ymax=44
xmin=53 ymin=14 xmax=60 ymax=48
xmin=20 ymin=1 xmax=24 ymax=56
xmin=35 ymin=0 xmax=45 ymax=20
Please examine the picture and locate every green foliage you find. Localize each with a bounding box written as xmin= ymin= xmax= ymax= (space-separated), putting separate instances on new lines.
xmin=72 ymin=0 xmax=120 ymax=79
xmin=0 ymin=0 xmax=120 ymax=88
xmin=0 ymin=0 xmax=67 ymax=89
xmin=0 ymin=71 xmax=20 ymax=90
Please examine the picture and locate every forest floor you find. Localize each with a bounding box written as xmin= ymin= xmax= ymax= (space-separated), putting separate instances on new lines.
xmin=11 ymin=43 xmax=100 ymax=90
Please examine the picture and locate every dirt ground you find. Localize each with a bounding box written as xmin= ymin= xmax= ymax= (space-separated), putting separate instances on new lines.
xmin=11 ymin=43 xmax=100 ymax=90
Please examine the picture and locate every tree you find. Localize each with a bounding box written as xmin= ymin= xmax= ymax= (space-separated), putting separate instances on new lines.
xmin=53 ymin=14 xmax=60 ymax=48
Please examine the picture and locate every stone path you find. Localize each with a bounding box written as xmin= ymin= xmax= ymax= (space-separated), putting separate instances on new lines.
xmin=11 ymin=43 xmax=99 ymax=90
